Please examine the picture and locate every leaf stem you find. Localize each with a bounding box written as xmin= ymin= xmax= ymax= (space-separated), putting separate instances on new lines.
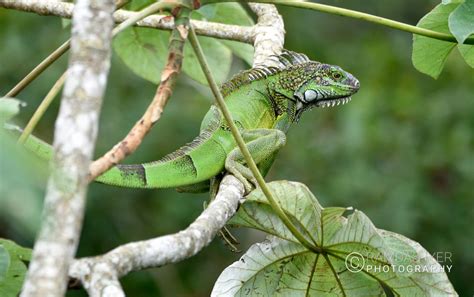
xmin=111 ymin=2 xmax=182 ymax=36
xmin=204 ymin=0 xmax=474 ymax=45
xmin=4 ymin=41 xmax=70 ymax=98
xmin=3 ymin=1 xmax=131 ymax=98
xmin=17 ymin=72 xmax=67 ymax=144
xmin=188 ymin=24 xmax=321 ymax=254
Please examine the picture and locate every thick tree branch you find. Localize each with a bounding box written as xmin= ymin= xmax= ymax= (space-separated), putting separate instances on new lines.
xmin=0 ymin=0 xmax=254 ymax=43
xmin=248 ymin=3 xmax=285 ymax=67
xmin=20 ymin=1 xmax=115 ymax=297
xmin=69 ymin=175 xmax=245 ymax=296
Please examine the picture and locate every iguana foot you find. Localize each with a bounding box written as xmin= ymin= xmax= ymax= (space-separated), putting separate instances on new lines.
xmin=203 ymin=182 xmax=241 ymax=253
xmin=224 ymin=128 xmax=286 ymax=195
xmin=218 ymin=226 xmax=241 ymax=253
xmin=224 ymin=160 xmax=257 ymax=194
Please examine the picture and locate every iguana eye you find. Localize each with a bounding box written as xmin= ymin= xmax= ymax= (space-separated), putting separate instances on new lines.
xmin=332 ymin=72 xmax=343 ymax=80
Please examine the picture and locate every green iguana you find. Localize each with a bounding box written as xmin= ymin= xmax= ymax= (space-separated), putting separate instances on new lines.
xmin=11 ymin=50 xmax=359 ymax=192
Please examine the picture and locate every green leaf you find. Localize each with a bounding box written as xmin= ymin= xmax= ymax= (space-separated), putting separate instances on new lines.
xmin=458 ymin=43 xmax=474 ymax=66
xmin=61 ymin=18 xmax=71 ymax=29
xmin=217 ymin=181 xmax=457 ymax=296
xmin=0 ymin=240 xmax=31 ymax=263
xmin=0 ymin=239 xmax=32 ymax=297
xmin=449 ymin=0 xmax=474 ymax=44
xmin=125 ymin=0 xmax=155 ymax=11
xmin=229 ymin=181 xmax=327 ymax=244
xmin=442 ymin=0 xmax=464 ymax=4
xmin=196 ymin=3 xmax=254 ymax=65
xmin=198 ymin=3 xmax=254 ymax=26
xmin=221 ymin=40 xmax=254 ymax=65
xmin=183 ymin=36 xmax=232 ymax=85
xmin=0 ymin=127 xmax=46 ymax=236
xmin=113 ymin=27 xmax=168 ymax=84
xmin=412 ymin=4 xmax=458 ymax=78
xmin=0 ymin=98 xmax=24 ymax=124
xmin=0 ymin=246 xmax=9 ymax=283
xmin=114 ymin=27 xmax=232 ymax=85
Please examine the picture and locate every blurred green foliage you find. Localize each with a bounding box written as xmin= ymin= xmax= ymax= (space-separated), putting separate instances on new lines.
xmin=0 ymin=0 xmax=472 ymax=296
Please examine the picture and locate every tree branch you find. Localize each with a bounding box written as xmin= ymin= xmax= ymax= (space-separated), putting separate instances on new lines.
xmin=19 ymin=1 xmax=116 ymax=296
xmin=0 ymin=0 xmax=254 ymax=43
xmin=4 ymin=1 xmax=285 ymax=295
xmin=88 ymin=6 xmax=190 ymax=180
xmin=65 ymin=3 xmax=285 ymax=295
xmin=248 ymin=3 xmax=285 ymax=67
xmin=69 ymin=175 xmax=245 ymax=296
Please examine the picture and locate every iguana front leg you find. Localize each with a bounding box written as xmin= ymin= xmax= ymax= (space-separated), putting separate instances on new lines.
xmin=225 ymin=128 xmax=286 ymax=193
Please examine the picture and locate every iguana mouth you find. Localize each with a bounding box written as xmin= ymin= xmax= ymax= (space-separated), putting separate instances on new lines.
xmin=316 ymin=96 xmax=352 ymax=108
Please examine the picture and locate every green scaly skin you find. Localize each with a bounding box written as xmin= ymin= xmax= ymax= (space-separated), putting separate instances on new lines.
xmin=11 ymin=51 xmax=360 ymax=191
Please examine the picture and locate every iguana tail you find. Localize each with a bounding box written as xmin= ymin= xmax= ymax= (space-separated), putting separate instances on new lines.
xmin=6 ymin=125 xmax=228 ymax=189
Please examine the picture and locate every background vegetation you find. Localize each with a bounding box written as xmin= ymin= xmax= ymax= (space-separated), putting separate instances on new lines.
xmin=0 ymin=0 xmax=472 ymax=296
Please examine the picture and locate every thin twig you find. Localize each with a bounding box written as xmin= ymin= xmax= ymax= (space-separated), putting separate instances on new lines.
xmin=17 ymin=72 xmax=67 ymax=144
xmin=0 ymin=1 xmax=254 ymax=43
xmin=3 ymin=0 xmax=129 ymax=98
xmin=111 ymin=1 xmax=185 ymax=36
xmin=13 ymin=1 xmax=183 ymax=150
xmin=4 ymin=41 xmax=70 ymax=98
xmin=253 ymin=0 xmax=474 ymax=45
xmin=87 ymin=7 xmax=191 ymax=180
xmin=188 ymin=25 xmax=320 ymax=253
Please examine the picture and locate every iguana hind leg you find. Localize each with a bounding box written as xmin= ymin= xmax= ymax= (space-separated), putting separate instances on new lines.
xmin=225 ymin=128 xmax=286 ymax=193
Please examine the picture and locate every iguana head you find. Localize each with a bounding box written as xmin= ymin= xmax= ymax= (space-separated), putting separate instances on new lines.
xmin=268 ymin=51 xmax=360 ymax=121
xmin=294 ymin=63 xmax=360 ymax=109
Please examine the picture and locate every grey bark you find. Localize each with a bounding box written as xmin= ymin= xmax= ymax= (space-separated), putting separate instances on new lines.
xmin=20 ymin=1 xmax=115 ymax=296
xmin=67 ymin=4 xmax=285 ymax=296
xmin=2 ymin=1 xmax=285 ymax=296
xmin=0 ymin=0 xmax=255 ymax=43
xmin=69 ymin=175 xmax=245 ymax=297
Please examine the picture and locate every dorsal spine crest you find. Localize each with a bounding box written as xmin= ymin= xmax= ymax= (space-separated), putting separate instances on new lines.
xmin=220 ymin=50 xmax=313 ymax=97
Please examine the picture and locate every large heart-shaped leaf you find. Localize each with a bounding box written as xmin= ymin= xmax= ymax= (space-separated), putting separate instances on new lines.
xmin=113 ymin=2 xmax=256 ymax=85
xmin=0 ymin=246 xmax=9 ymax=283
xmin=114 ymin=27 xmax=232 ymax=85
xmin=412 ymin=4 xmax=458 ymax=79
xmin=214 ymin=181 xmax=456 ymax=296
xmin=197 ymin=2 xmax=254 ymax=65
xmin=412 ymin=2 xmax=474 ymax=78
xmin=0 ymin=239 xmax=32 ymax=297
xmin=448 ymin=0 xmax=474 ymax=44
xmin=458 ymin=43 xmax=474 ymax=66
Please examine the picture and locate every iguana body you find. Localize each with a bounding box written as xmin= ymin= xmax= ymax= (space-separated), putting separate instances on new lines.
xmin=16 ymin=51 xmax=359 ymax=191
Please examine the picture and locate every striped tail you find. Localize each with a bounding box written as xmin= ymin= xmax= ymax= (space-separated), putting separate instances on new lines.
xmin=6 ymin=124 xmax=228 ymax=189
